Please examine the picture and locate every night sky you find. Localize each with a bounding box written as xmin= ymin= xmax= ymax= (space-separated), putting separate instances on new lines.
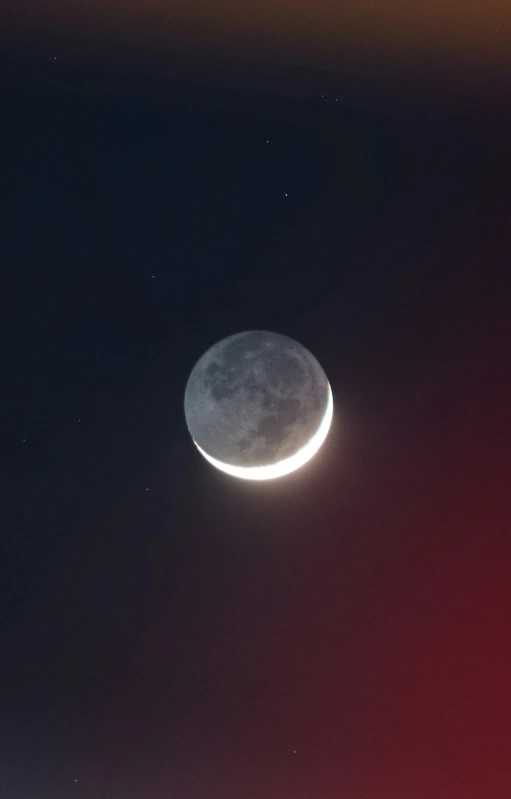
xmin=1 ymin=20 xmax=511 ymax=799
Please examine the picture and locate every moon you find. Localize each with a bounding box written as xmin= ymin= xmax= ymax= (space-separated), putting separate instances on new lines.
xmin=184 ymin=330 xmax=333 ymax=480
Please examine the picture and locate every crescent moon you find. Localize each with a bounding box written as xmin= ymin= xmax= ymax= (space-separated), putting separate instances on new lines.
xmin=184 ymin=331 xmax=333 ymax=480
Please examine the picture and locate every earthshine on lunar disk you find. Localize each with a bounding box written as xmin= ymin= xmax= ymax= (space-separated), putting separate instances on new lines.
xmin=184 ymin=331 xmax=333 ymax=480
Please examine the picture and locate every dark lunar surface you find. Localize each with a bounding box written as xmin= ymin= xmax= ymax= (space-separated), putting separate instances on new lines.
xmin=184 ymin=331 xmax=330 ymax=468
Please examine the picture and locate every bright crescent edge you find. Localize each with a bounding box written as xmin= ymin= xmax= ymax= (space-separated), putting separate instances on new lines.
xmin=192 ymin=383 xmax=334 ymax=480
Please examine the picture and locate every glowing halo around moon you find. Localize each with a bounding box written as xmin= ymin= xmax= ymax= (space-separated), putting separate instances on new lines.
xmin=192 ymin=383 xmax=333 ymax=480
xmin=184 ymin=330 xmax=333 ymax=481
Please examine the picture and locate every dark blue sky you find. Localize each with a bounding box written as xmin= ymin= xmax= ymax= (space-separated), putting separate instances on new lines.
xmin=1 ymin=55 xmax=510 ymax=798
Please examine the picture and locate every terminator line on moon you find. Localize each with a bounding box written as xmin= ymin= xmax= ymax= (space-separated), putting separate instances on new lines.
xmin=184 ymin=331 xmax=333 ymax=480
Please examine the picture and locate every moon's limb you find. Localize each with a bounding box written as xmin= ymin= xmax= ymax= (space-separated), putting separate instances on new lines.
xmin=192 ymin=383 xmax=333 ymax=480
